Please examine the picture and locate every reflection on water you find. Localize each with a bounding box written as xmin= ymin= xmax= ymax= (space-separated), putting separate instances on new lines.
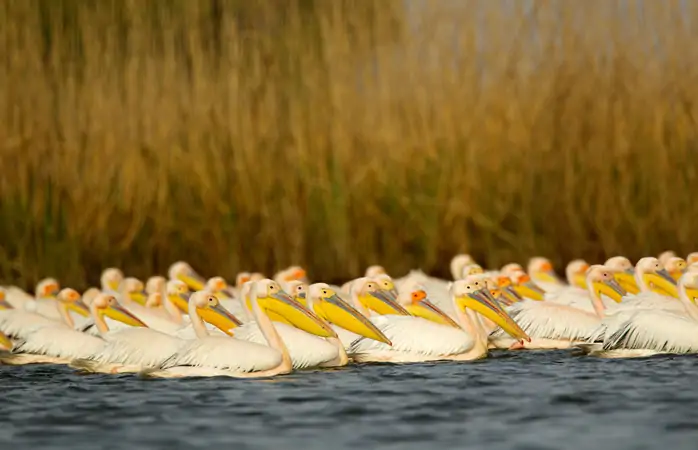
xmin=2 ymin=350 xmax=698 ymax=450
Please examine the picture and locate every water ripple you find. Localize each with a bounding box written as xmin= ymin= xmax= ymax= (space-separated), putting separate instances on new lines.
xmin=3 ymin=350 xmax=698 ymax=449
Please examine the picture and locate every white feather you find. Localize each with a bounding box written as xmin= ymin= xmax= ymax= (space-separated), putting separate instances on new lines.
xmin=233 ymin=321 xmax=338 ymax=369
xmin=601 ymin=310 xmax=698 ymax=354
xmin=12 ymin=326 xmax=106 ymax=360
xmin=497 ymin=301 xmax=601 ymax=341
xmin=349 ymin=316 xmax=473 ymax=362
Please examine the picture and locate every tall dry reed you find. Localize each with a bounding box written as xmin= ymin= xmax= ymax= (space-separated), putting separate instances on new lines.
xmin=1 ymin=0 xmax=698 ymax=290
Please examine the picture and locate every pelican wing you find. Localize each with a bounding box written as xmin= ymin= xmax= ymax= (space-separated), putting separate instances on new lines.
xmin=498 ymin=301 xmax=601 ymax=341
xmin=90 ymin=328 xmax=185 ymax=366
xmin=13 ymin=326 xmax=105 ymax=359
xmin=160 ymin=336 xmax=282 ymax=373
xmin=349 ymin=316 xmax=473 ymax=358
xmin=0 ymin=310 xmax=61 ymax=339
xmin=603 ymin=310 xmax=698 ymax=353
xmin=234 ymin=322 xmax=337 ymax=369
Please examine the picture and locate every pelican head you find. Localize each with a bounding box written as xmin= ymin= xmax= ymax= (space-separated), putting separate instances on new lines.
xmin=687 ymin=252 xmax=698 ymax=266
xmin=307 ymin=283 xmax=391 ymax=344
xmin=274 ymin=266 xmax=308 ymax=285
xmin=286 ymin=280 xmax=307 ymax=303
xmin=251 ymin=279 xmax=336 ymax=338
xmin=100 ymin=268 xmax=124 ymax=292
xmin=461 ymin=264 xmax=484 ymax=279
xmin=348 ymin=277 xmax=410 ymax=316
xmin=450 ymin=279 xmax=530 ymax=342
xmin=0 ymin=288 xmax=11 ymax=310
xmin=166 ymin=280 xmax=191 ymax=313
xmin=168 ymin=261 xmax=206 ymax=291
xmin=510 ymin=272 xmax=546 ymax=301
xmin=605 ymin=256 xmax=640 ymax=294
xmin=365 ymin=265 xmax=387 ymax=277
xmin=120 ymin=277 xmax=148 ymax=305
xmin=398 ymin=280 xmax=460 ymax=329
xmin=495 ymin=275 xmax=524 ymax=304
xmin=501 ymin=263 xmax=524 ymax=275
xmin=250 ymin=272 xmax=265 ymax=282
xmin=585 ymin=265 xmax=627 ymax=303
xmin=36 ymin=278 xmax=60 ymax=300
xmin=235 ymin=272 xmax=252 ymax=288
xmin=527 ymin=257 xmax=561 ymax=285
xmin=635 ymin=257 xmax=678 ymax=297
xmin=57 ymin=288 xmax=90 ymax=317
xmin=665 ymin=257 xmax=688 ymax=281
xmin=372 ymin=274 xmax=400 ymax=301
xmin=565 ymin=259 xmax=590 ymax=289
xmin=145 ymin=276 xmax=166 ymax=295
xmin=206 ymin=276 xmax=231 ymax=297
xmin=450 ymin=254 xmax=475 ymax=280
xmin=189 ymin=291 xmax=241 ymax=335
xmin=92 ymin=294 xmax=148 ymax=327
xmin=658 ymin=250 xmax=677 ymax=266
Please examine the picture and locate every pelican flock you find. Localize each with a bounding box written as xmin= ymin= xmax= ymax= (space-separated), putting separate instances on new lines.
xmin=1 ymin=251 xmax=697 ymax=379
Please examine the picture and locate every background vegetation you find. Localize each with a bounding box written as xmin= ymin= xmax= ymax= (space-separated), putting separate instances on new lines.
xmin=2 ymin=0 xmax=698 ymax=290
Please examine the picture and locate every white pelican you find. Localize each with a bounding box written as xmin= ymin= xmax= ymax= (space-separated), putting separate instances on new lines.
xmin=491 ymin=266 xmax=627 ymax=349
xmin=141 ymin=280 xmax=338 ymax=378
xmin=450 ymin=254 xmax=475 ymax=280
xmin=527 ymin=257 xmax=565 ymax=292
xmin=665 ymin=257 xmax=688 ymax=281
xmin=585 ymin=272 xmax=698 ymax=358
xmin=658 ymin=250 xmax=677 ymax=266
xmin=273 ymin=266 xmax=309 ymax=292
xmin=234 ymin=279 xmax=392 ymax=368
xmin=70 ymin=291 xmax=240 ymax=374
xmin=0 ymin=288 xmax=91 ymax=340
xmin=168 ymin=261 xmax=207 ymax=291
xmin=101 ymin=268 xmax=124 ymax=293
xmin=605 ymin=256 xmax=640 ymax=294
xmin=687 ymin=252 xmax=698 ymax=265
xmin=348 ymin=278 xmax=530 ymax=363
xmin=0 ymin=293 xmax=143 ymax=365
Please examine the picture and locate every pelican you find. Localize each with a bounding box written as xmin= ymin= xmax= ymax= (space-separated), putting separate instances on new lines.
xmin=450 ymin=254 xmax=475 ymax=280
xmin=273 ymin=266 xmax=309 ymax=292
xmin=605 ymin=256 xmax=640 ymax=294
xmin=665 ymin=257 xmax=688 ymax=281
xmin=235 ymin=280 xmax=391 ymax=368
xmin=687 ymin=252 xmax=698 ymax=265
xmin=168 ymin=261 xmax=207 ymax=291
xmin=527 ymin=257 xmax=565 ymax=292
xmin=0 ymin=288 xmax=91 ymax=340
xmin=99 ymin=268 xmax=124 ymax=293
xmin=70 ymin=291 xmax=240 ymax=374
xmin=141 ymin=280 xmax=338 ymax=378
xmin=491 ymin=266 xmax=627 ymax=350
xmin=584 ymin=272 xmax=698 ymax=358
xmin=0 ymin=293 xmax=143 ymax=365
xmin=658 ymin=250 xmax=677 ymax=266
xmin=348 ymin=278 xmax=530 ymax=363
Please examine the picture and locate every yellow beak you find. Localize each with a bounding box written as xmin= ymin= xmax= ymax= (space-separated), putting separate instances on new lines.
xmin=684 ymin=287 xmax=698 ymax=304
xmin=295 ymin=292 xmax=307 ymax=306
xmin=406 ymin=298 xmax=461 ymax=329
xmin=107 ymin=280 xmax=121 ymax=291
xmin=362 ymin=290 xmax=411 ymax=316
xmin=66 ymin=300 xmax=91 ymax=317
xmin=614 ymin=270 xmax=640 ymax=294
xmin=103 ymin=303 xmax=148 ymax=327
xmin=168 ymin=292 xmax=191 ymax=314
xmin=533 ymin=270 xmax=561 ymax=285
xmin=129 ymin=290 xmax=148 ymax=305
xmin=313 ymin=294 xmax=392 ymax=345
xmin=571 ymin=274 xmax=588 ymax=289
xmin=500 ymin=287 xmax=523 ymax=305
xmin=197 ymin=303 xmax=242 ymax=336
xmin=177 ymin=270 xmax=207 ymax=291
xmin=246 ymin=296 xmax=293 ymax=325
xmin=0 ymin=331 xmax=11 ymax=350
xmin=670 ymin=270 xmax=686 ymax=282
xmin=592 ymin=279 xmax=627 ymax=303
xmin=457 ymin=289 xmax=530 ymax=342
xmin=260 ymin=292 xmax=337 ymax=338
xmin=644 ymin=269 xmax=679 ymax=298
xmin=513 ymin=280 xmax=546 ymax=301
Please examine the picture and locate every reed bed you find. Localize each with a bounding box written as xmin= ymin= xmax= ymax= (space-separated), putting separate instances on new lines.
xmin=1 ymin=0 xmax=698 ymax=290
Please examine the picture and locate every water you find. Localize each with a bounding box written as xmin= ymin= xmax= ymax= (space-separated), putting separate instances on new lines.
xmin=2 ymin=350 xmax=698 ymax=450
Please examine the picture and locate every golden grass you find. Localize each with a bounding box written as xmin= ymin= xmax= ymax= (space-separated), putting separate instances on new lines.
xmin=2 ymin=0 xmax=698 ymax=290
